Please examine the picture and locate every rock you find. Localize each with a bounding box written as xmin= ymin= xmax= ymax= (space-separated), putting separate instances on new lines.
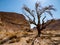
xmin=0 ymin=12 xmax=30 ymax=31
xmin=46 ymin=19 xmax=60 ymax=30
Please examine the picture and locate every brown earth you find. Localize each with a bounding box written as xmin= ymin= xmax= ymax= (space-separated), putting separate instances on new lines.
xmin=45 ymin=19 xmax=60 ymax=30
xmin=0 ymin=12 xmax=30 ymax=31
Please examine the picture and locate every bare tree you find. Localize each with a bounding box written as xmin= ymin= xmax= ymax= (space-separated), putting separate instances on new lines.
xmin=23 ymin=2 xmax=55 ymax=37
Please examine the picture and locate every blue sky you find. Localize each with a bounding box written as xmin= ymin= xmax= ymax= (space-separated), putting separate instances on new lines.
xmin=0 ymin=0 xmax=60 ymax=28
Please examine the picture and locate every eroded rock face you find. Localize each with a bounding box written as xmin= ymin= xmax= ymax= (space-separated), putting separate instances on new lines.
xmin=0 ymin=12 xmax=30 ymax=31
xmin=46 ymin=19 xmax=60 ymax=30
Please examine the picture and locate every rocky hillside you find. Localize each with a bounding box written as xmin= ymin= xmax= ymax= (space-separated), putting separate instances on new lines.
xmin=0 ymin=12 xmax=30 ymax=31
xmin=0 ymin=12 xmax=60 ymax=45
xmin=46 ymin=19 xmax=60 ymax=30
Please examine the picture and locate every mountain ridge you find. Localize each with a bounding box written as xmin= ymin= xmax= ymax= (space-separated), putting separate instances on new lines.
xmin=0 ymin=12 xmax=30 ymax=31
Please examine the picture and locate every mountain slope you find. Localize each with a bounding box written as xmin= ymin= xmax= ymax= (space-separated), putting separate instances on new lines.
xmin=46 ymin=19 xmax=60 ymax=30
xmin=0 ymin=12 xmax=30 ymax=31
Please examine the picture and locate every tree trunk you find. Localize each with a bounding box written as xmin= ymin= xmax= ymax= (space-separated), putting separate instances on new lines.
xmin=37 ymin=24 xmax=41 ymax=37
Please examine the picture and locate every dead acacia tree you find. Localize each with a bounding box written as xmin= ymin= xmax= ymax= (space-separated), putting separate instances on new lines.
xmin=23 ymin=2 xmax=55 ymax=37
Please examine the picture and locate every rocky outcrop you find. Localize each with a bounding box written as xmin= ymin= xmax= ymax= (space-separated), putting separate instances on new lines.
xmin=0 ymin=12 xmax=30 ymax=31
xmin=0 ymin=12 xmax=30 ymax=45
xmin=45 ymin=19 xmax=60 ymax=30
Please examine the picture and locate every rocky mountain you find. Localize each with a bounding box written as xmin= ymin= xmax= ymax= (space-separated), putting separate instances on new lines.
xmin=46 ymin=19 xmax=60 ymax=30
xmin=0 ymin=12 xmax=60 ymax=45
xmin=0 ymin=12 xmax=30 ymax=31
